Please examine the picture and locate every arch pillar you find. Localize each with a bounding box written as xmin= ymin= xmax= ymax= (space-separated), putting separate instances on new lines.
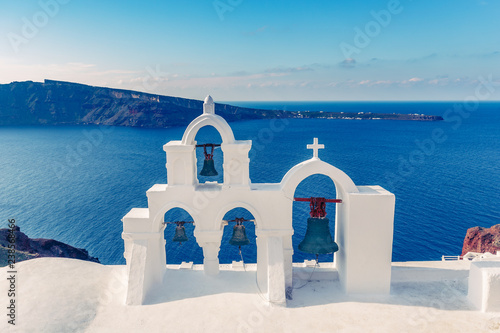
xmin=121 ymin=228 xmax=165 ymax=305
xmin=339 ymin=186 xmax=395 ymax=294
xmin=195 ymin=230 xmax=223 ymax=276
xmin=163 ymin=142 xmax=196 ymax=186
xmin=283 ymin=235 xmax=294 ymax=290
xmin=256 ymin=229 xmax=293 ymax=306
xmin=221 ymin=142 xmax=252 ymax=186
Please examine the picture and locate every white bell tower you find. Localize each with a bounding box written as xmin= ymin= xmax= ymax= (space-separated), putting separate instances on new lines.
xmin=122 ymin=96 xmax=396 ymax=306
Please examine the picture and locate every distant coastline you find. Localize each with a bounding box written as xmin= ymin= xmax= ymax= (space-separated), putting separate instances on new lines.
xmin=0 ymin=80 xmax=443 ymax=128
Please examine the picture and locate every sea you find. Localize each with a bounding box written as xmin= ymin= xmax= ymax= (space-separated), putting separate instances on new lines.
xmin=1 ymin=101 xmax=499 ymax=265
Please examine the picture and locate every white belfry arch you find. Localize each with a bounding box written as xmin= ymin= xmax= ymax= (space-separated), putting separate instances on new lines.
xmin=122 ymin=96 xmax=396 ymax=305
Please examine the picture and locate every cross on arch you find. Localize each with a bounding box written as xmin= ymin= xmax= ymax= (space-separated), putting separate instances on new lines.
xmin=307 ymin=137 xmax=324 ymax=159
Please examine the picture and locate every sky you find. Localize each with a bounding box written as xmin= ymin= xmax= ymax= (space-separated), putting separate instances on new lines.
xmin=1 ymin=0 xmax=499 ymax=101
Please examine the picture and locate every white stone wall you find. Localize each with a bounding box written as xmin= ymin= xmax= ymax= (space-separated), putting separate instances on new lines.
xmin=468 ymin=261 xmax=500 ymax=312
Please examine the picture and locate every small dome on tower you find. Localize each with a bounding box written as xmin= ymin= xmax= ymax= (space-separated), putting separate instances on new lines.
xmin=204 ymin=95 xmax=214 ymax=105
xmin=203 ymin=95 xmax=215 ymax=114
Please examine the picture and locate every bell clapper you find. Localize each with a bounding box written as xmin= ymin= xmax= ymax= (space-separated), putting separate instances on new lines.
xmin=292 ymin=259 xmax=318 ymax=290
xmin=239 ymin=246 xmax=247 ymax=272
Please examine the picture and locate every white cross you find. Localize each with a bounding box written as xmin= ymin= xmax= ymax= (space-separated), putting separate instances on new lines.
xmin=307 ymin=138 xmax=324 ymax=159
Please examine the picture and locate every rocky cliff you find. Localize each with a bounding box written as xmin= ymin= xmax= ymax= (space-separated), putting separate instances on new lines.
xmin=461 ymin=224 xmax=500 ymax=256
xmin=0 ymin=80 xmax=294 ymax=127
xmin=0 ymin=80 xmax=442 ymax=127
xmin=0 ymin=226 xmax=99 ymax=266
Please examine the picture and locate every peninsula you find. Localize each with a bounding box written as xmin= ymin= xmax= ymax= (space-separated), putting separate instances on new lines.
xmin=0 ymin=80 xmax=442 ymax=127
xmin=0 ymin=226 xmax=99 ymax=266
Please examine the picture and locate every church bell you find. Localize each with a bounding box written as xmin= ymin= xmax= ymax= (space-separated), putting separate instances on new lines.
xmin=200 ymin=159 xmax=218 ymax=176
xmin=298 ymin=217 xmax=338 ymax=255
xmin=229 ymin=221 xmax=250 ymax=247
xmin=199 ymin=144 xmax=218 ymax=176
xmin=172 ymin=223 xmax=188 ymax=243
xmin=295 ymin=197 xmax=342 ymax=256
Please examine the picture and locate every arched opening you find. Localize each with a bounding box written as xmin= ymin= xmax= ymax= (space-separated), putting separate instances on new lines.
xmin=219 ymin=207 xmax=257 ymax=264
xmin=194 ymin=125 xmax=224 ymax=184
xmin=163 ymin=208 xmax=203 ymax=265
xmin=292 ymin=174 xmax=338 ymax=264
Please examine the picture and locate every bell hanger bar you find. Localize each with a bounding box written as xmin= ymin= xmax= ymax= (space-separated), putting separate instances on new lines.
xmin=294 ymin=197 xmax=342 ymax=218
xmin=163 ymin=221 xmax=195 ymax=225
xmin=294 ymin=197 xmax=342 ymax=203
xmin=222 ymin=218 xmax=255 ymax=227
xmin=223 ymin=218 xmax=255 ymax=223
xmin=195 ymin=143 xmax=221 ymax=148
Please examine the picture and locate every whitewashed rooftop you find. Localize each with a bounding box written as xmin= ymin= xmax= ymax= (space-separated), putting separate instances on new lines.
xmin=2 ymin=258 xmax=499 ymax=333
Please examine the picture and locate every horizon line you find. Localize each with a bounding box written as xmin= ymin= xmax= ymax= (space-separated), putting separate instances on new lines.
xmin=3 ymin=79 xmax=500 ymax=103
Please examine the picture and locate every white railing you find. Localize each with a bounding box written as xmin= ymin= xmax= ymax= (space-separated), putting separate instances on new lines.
xmin=442 ymin=252 xmax=500 ymax=261
xmin=441 ymin=255 xmax=463 ymax=261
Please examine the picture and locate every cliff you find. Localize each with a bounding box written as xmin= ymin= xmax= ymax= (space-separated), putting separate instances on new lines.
xmin=461 ymin=224 xmax=500 ymax=256
xmin=0 ymin=80 xmax=293 ymax=127
xmin=0 ymin=226 xmax=99 ymax=266
xmin=0 ymin=80 xmax=442 ymax=127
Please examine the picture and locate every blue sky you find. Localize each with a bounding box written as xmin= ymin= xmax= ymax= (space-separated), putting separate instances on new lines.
xmin=1 ymin=0 xmax=499 ymax=100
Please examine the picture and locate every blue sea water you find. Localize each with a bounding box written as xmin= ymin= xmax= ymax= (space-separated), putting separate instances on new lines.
xmin=0 ymin=102 xmax=499 ymax=265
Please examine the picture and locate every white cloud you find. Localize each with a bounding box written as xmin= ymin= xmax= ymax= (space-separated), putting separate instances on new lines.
xmin=400 ymin=77 xmax=425 ymax=85
xmin=265 ymin=66 xmax=314 ymax=74
xmin=1 ymin=57 xmax=496 ymax=101
xmin=0 ymin=59 xmax=139 ymax=85
xmin=339 ymin=58 xmax=356 ymax=68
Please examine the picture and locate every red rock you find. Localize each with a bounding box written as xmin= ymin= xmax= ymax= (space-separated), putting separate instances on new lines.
xmin=461 ymin=224 xmax=500 ymax=256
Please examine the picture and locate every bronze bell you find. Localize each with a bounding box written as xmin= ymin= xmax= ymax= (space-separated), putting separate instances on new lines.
xmin=172 ymin=223 xmax=188 ymax=243
xmin=298 ymin=217 xmax=338 ymax=255
xmin=199 ymin=144 xmax=218 ymax=176
xmin=229 ymin=222 xmax=250 ymax=247
xmin=200 ymin=159 xmax=218 ymax=176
